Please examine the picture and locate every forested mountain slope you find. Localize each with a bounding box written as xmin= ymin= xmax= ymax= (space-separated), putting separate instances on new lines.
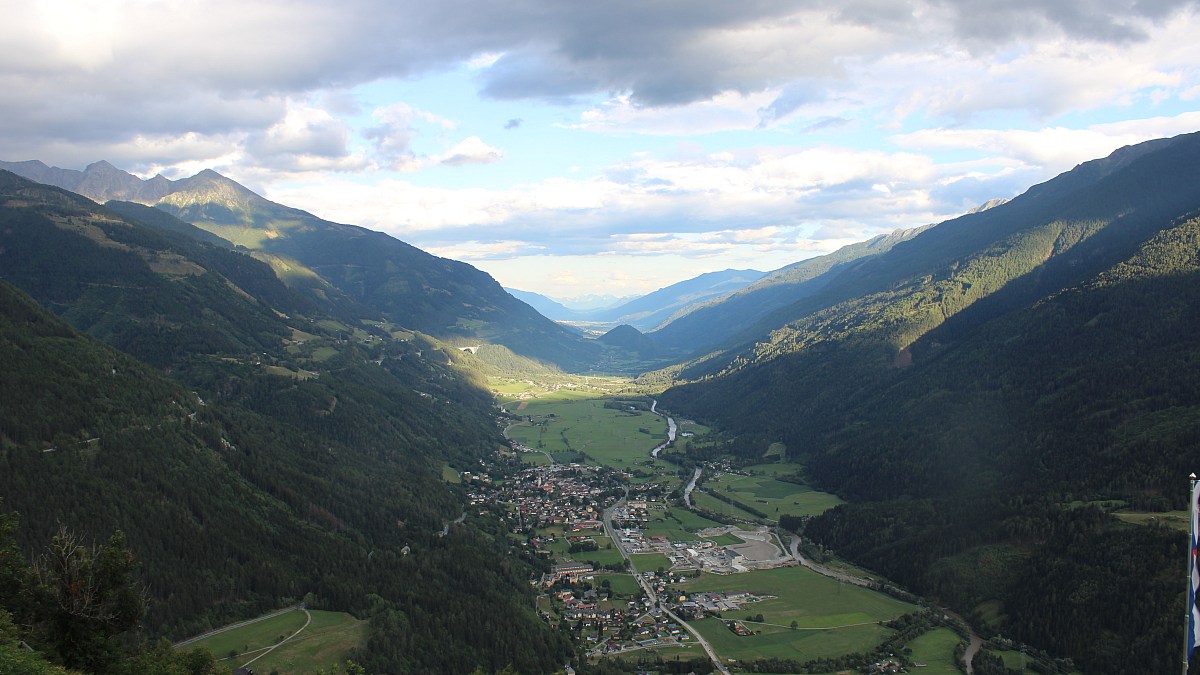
xmin=0 ymin=160 xmax=603 ymax=370
xmin=589 ymin=268 xmax=765 ymax=331
xmin=0 ymin=173 xmax=571 ymax=673
xmin=649 ymin=227 xmax=926 ymax=354
xmin=658 ymin=132 xmax=1200 ymax=674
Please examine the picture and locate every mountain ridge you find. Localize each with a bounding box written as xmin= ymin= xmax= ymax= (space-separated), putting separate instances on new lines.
xmin=0 ymin=172 xmax=573 ymax=672
xmin=654 ymin=131 xmax=1200 ymax=674
xmin=0 ymin=159 xmax=605 ymax=370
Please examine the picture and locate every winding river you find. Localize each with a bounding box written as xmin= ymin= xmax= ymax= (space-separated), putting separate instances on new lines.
xmin=649 ymin=399 xmax=677 ymax=458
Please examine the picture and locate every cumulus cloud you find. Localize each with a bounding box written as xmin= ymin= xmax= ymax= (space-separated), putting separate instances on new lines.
xmin=266 ymin=143 xmax=982 ymax=261
xmin=894 ymin=112 xmax=1200 ymax=174
xmin=243 ymin=104 xmax=367 ymax=172
xmin=4 ymin=0 xmax=1200 ymax=296
xmin=362 ymin=103 xmax=455 ymax=171
xmin=436 ymin=136 xmax=503 ymax=166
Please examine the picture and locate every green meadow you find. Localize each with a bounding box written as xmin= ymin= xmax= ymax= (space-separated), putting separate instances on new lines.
xmin=691 ymin=490 xmax=764 ymax=521
xmin=629 ymin=552 xmax=673 ymax=572
xmin=904 ymin=627 xmax=962 ymax=674
xmin=702 ymin=472 xmax=843 ymax=519
xmin=182 ymin=609 xmax=366 ymax=674
xmin=571 ymin=539 xmax=627 ymax=568
xmin=688 ymin=617 xmax=893 ymax=663
xmin=1113 ymin=510 xmax=1189 ymax=532
xmin=679 ymin=565 xmax=914 ymax=662
xmin=641 ymin=508 xmax=726 ymax=541
xmin=503 ymin=397 xmax=670 ymax=467
xmin=595 ymin=573 xmax=642 ymax=597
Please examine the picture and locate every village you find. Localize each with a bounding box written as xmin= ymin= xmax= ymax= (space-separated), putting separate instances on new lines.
xmin=463 ymin=459 xmax=798 ymax=657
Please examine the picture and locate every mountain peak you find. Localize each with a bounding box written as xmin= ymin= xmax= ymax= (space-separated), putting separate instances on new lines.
xmin=84 ymin=159 xmax=120 ymax=173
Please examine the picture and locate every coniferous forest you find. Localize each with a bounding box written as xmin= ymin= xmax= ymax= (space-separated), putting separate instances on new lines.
xmin=0 ymin=173 xmax=572 ymax=673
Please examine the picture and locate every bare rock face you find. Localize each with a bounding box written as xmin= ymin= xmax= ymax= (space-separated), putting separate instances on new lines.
xmin=0 ymin=159 xmax=173 ymax=204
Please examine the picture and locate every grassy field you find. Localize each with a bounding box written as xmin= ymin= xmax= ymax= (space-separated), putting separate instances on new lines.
xmin=629 ymin=552 xmax=672 ymax=572
xmin=183 ymin=609 xmax=366 ymax=674
xmin=678 ymin=565 xmax=914 ymax=663
xmin=503 ymin=398 xmax=669 ymax=467
xmin=702 ymin=532 xmax=742 ymax=546
xmin=610 ymin=643 xmax=709 ymax=666
xmin=186 ymin=609 xmax=309 ymax=659
xmin=596 ymin=573 xmax=642 ymax=597
xmin=572 ymin=540 xmax=627 ymax=568
xmin=689 ymin=616 xmax=893 ymax=663
xmin=691 ymin=490 xmax=764 ymax=521
xmin=992 ymin=649 xmax=1035 ymax=673
xmin=519 ymin=451 xmax=552 ymax=465
xmin=703 ymin=473 xmax=843 ymax=519
xmin=1114 ymin=510 xmax=1189 ymax=532
xmin=245 ymin=611 xmax=368 ymax=674
xmin=905 ymin=628 xmax=962 ymax=674
xmin=641 ymin=508 xmax=725 ymax=541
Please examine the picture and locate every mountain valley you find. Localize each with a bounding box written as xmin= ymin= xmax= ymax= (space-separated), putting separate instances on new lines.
xmin=4 ymin=132 xmax=1200 ymax=674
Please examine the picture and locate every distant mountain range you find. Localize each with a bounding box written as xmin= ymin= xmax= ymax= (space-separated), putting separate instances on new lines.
xmin=508 ymin=268 xmax=765 ymax=331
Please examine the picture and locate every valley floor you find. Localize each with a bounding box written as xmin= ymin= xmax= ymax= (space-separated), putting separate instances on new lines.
xmin=477 ymin=378 xmax=969 ymax=674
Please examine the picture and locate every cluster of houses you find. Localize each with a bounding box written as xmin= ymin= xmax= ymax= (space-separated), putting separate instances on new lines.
xmin=591 ymin=610 xmax=691 ymax=656
xmin=483 ymin=463 xmax=618 ymax=532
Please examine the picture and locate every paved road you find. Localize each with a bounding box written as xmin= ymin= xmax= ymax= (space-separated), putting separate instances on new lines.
xmin=603 ymin=494 xmax=730 ymax=675
xmin=240 ymin=608 xmax=312 ymax=668
xmin=784 ymin=532 xmax=869 ymax=587
xmin=173 ymin=605 xmax=302 ymax=648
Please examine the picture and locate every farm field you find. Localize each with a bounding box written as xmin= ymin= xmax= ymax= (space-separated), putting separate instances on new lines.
xmin=703 ymin=473 xmax=843 ymax=519
xmin=611 ymin=644 xmax=709 ymax=665
xmin=183 ymin=609 xmax=366 ymax=674
xmin=185 ymin=609 xmax=307 ymax=659
xmin=679 ymin=565 xmax=914 ymax=662
xmin=571 ymin=540 xmax=627 ymax=568
xmin=688 ymin=616 xmax=893 ymax=663
xmin=595 ymin=573 xmax=642 ymax=597
xmin=691 ymin=489 xmax=764 ymax=521
xmin=641 ymin=508 xmax=725 ymax=541
xmin=1114 ymin=509 xmax=1189 ymax=532
xmin=502 ymin=397 xmax=669 ymax=467
xmin=245 ymin=611 xmax=368 ymax=675
xmin=629 ymin=552 xmax=672 ymax=572
xmin=904 ymin=627 xmax=962 ymax=674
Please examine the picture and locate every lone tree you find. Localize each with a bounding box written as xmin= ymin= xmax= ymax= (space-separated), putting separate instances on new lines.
xmin=33 ymin=526 xmax=146 ymax=672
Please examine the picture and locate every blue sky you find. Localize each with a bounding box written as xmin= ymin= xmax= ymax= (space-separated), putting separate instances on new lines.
xmin=3 ymin=0 xmax=1199 ymax=298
